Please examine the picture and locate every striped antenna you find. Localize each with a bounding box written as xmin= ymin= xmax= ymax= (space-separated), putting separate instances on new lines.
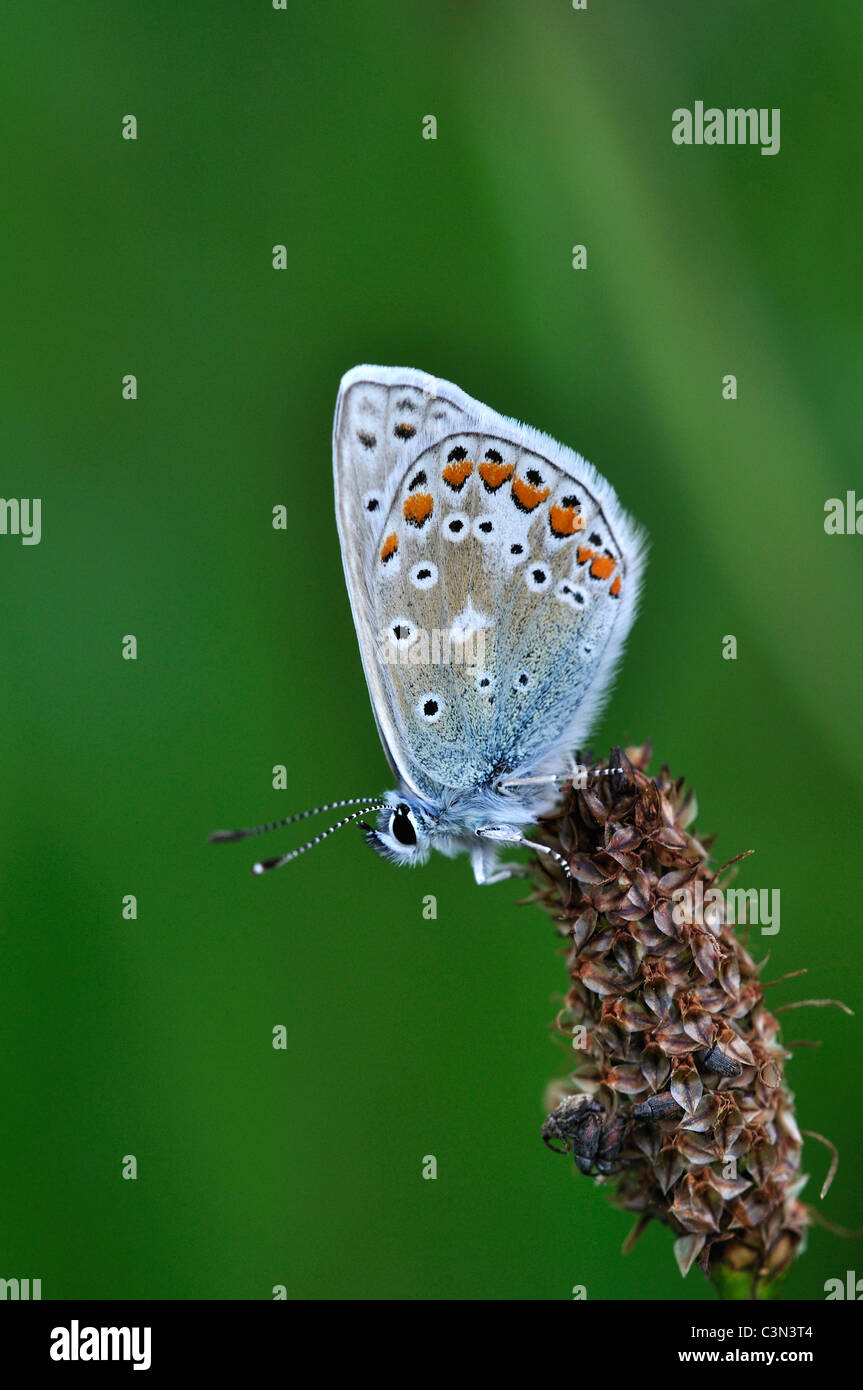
xmin=251 ymin=803 xmax=388 ymax=875
xmin=209 ymin=797 xmax=385 ymax=844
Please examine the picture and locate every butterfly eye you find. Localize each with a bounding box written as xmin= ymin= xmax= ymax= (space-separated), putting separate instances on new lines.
xmin=390 ymin=803 xmax=418 ymax=847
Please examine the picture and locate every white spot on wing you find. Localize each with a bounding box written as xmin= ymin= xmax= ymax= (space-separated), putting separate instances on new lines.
xmin=449 ymin=598 xmax=493 ymax=645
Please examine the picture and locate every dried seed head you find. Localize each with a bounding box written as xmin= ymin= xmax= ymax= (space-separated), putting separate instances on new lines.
xmin=534 ymin=745 xmax=812 ymax=1295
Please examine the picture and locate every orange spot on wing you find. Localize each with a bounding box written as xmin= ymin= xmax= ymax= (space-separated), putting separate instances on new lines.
xmin=590 ymin=554 xmax=616 ymax=580
xmin=380 ymin=533 xmax=398 ymax=563
xmin=511 ymin=476 xmax=551 ymax=511
xmin=610 ymin=575 xmax=622 ymax=597
xmin=577 ymin=545 xmax=597 ymax=566
xmin=549 ymin=503 xmax=584 ymax=536
xmin=478 ymin=459 xmax=514 ymax=490
xmin=442 ymin=457 xmax=473 ymax=488
xmin=403 ymin=492 xmax=434 ymax=526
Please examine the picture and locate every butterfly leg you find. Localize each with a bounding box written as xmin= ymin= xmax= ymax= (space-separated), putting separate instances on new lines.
xmin=470 ymin=839 xmax=530 ymax=886
xmin=475 ymin=825 xmax=572 ymax=880
xmin=498 ymin=773 xmax=564 ymax=788
xmin=499 ymin=755 xmax=629 ymax=794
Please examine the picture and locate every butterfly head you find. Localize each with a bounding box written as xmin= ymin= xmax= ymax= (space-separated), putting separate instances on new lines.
xmin=361 ymin=791 xmax=436 ymax=867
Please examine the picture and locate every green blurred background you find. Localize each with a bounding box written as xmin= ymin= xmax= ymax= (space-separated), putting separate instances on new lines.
xmin=2 ymin=0 xmax=861 ymax=1301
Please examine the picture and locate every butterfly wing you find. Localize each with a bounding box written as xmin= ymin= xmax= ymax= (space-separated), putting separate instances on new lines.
xmin=333 ymin=366 xmax=488 ymax=792
xmin=357 ymin=399 xmax=646 ymax=801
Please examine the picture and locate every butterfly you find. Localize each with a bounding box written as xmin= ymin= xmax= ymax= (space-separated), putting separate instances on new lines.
xmin=212 ymin=366 xmax=646 ymax=884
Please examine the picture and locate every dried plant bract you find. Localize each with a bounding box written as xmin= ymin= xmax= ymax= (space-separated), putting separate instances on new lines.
xmin=531 ymin=745 xmax=818 ymax=1300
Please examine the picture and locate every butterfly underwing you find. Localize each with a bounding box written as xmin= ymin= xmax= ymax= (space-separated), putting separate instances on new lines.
xmin=331 ymin=366 xmax=646 ymax=884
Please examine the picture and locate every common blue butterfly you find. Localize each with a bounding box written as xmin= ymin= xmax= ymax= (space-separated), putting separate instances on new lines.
xmin=213 ymin=367 xmax=646 ymax=883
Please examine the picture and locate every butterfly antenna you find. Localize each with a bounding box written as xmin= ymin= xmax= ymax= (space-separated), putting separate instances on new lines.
xmin=251 ymin=803 xmax=388 ymax=875
xmin=209 ymin=798 xmax=385 ymax=843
